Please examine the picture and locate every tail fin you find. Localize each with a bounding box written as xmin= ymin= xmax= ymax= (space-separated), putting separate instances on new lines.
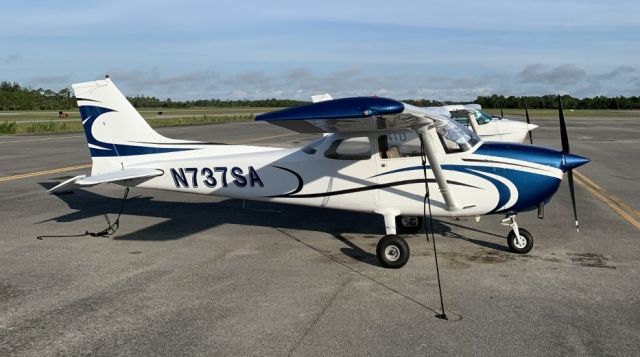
xmin=72 ymin=77 xmax=194 ymax=175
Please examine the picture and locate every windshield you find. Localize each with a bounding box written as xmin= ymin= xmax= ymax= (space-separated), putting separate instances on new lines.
xmin=474 ymin=110 xmax=493 ymax=125
xmin=436 ymin=118 xmax=481 ymax=151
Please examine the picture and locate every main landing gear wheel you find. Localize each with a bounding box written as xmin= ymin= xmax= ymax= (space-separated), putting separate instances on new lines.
xmin=507 ymin=228 xmax=533 ymax=254
xmin=376 ymin=234 xmax=410 ymax=268
xmin=395 ymin=216 xmax=424 ymax=234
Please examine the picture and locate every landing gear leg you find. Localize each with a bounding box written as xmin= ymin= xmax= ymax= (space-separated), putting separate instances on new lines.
xmin=376 ymin=211 xmax=410 ymax=268
xmin=501 ymin=215 xmax=534 ymax=254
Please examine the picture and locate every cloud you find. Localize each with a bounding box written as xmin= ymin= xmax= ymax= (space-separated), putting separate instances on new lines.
xmin=82 ymin=64 xmax=640 ymax=101
xmin=0 ymin=54 xmax=21 ymax=65
xmin=98 ymin=67 xmax=504 ymax=101
xmin=106 ymin=67 xmax=219 ymax=96
xmin=27 ymin=74 xmax=74 ymax=88
xmin=519 ymin=64 xmax=587 ymax=85
xmin=592 ymin=66 xmax=636 ymax=81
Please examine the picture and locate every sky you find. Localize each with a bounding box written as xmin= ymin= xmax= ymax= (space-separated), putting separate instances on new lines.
xmin=1 ymin=0 xmax=639 ymax=100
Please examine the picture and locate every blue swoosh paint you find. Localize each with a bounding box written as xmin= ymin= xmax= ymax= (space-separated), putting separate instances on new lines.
xmin=452 ymin=167 xmax=510 ymax=213
xmin=369 ymin=165 xmax=426 ymax=179
xmin=474 ymin=142 xmax=565 ymax=169
xmin=489 ymin=167 xmax=561 ymax=212
xmin=372 ymin=164 xmax=560 ymax=214
xmin=79 ymin=105 xmax=195 ymax=157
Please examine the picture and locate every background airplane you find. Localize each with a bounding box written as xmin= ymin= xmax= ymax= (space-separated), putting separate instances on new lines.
xmin=438 ymin=104 xmax=537 ymax=143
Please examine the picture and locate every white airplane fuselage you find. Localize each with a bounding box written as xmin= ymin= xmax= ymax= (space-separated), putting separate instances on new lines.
xmin=118 ymin=129 xmax=566 ymax=218
xmin=475 ymin=118 xmax=536 ymax=143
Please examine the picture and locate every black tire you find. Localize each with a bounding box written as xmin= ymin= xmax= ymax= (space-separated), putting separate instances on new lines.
xmin=376 ymin=234 xmax=410 ymax=268
xmin=396 ymin=216 xmax=424 ymax=234
xmin=507 ymin=228 xmax=534 ymax=254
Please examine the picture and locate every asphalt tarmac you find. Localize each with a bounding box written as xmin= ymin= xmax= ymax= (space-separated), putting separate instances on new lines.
xmin=1 ymin=117 xmax=639 ymax=356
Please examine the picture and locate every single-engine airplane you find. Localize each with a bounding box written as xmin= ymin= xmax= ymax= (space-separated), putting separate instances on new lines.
xmin=49 ymin=77 xmax=589 ymax=268
xmin=438 ymin=104 xmax=537 ymax=143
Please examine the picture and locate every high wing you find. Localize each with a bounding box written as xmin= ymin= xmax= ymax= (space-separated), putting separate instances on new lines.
xmin=256 ymin=97 xmax=450 ymax=133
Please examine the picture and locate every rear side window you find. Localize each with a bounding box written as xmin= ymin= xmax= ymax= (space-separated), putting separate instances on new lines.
xmin=324 ymin=137 xmax=371 ymax=160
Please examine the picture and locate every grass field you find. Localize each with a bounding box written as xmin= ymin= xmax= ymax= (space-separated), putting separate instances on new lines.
xmin=0 ymin=107 xmax=638 ymax=135
xmin=0 ymin=107 xmax=278 ymax=123
xmin=0 ymin=107 xmax=280 ymax=135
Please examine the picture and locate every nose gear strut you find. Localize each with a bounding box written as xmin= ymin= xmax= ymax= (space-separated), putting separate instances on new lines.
xmin=501 ymin=215 xmax=534 ymax=254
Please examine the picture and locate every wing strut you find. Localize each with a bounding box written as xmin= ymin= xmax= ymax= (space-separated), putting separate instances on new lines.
xmin=416 ymin=127 xmax=460 ymax=211
xmin=466 ymin=111 xmax=481 ymax=136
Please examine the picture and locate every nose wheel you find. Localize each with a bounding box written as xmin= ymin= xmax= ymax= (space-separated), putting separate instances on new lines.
xmin=502 ymin=215 xmax=534 ymax=254
xmin=507 ymin=228 xmax=533 ymax=253
xmin=376 ymin=234 xmax=410 ymax=268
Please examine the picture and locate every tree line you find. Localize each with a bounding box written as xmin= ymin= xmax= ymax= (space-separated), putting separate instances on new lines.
xmin=0 ymin=81 xmax=306 ymax=110
xmin=405 ymin=94 xmax=640 ymax=110
xmin=128 ymin=95 xmax=306 ymax=108
xmin=1 ymin=81 xmax=639 ymax=110
xmin=473 ymin=94 xmax=640 ymax=110
xmin=0 ymin=81 xmax=74 ymax=110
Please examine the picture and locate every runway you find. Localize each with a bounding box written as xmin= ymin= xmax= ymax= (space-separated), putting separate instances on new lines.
xmin=1 ymin=118 xmax=639 ymax=356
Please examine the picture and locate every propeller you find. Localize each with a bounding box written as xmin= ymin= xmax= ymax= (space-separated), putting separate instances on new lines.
xmin=525 ymin=103 xmax=533 ymax=144
xmin=557 ymin=95 xmax=589 ymax=232
xmin=500 ymin=105 xmax=504 ymax=119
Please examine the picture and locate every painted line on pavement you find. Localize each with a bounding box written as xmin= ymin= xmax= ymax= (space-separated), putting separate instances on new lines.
xmin=574 ymin=170 xmax=640 ymax=230
xmin=0 ymin=135 xmax=83 ymax=144
xmin=0 ymin=163 xmax=92 ymax=183
xmin=0 ymin=133 xmax=297 ymax=183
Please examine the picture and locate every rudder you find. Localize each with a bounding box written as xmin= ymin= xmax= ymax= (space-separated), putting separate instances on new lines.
xmin=72 ymin=77 xmax=194 ymax=174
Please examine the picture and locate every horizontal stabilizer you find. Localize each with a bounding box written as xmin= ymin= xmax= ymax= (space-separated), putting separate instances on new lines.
xmin=48 ymin=168 xmax=163 ymax=193
xmin=78 ymin=168 xmax=163 ymax=186
xmin=47 ymin=175 xmax=87 ymax=193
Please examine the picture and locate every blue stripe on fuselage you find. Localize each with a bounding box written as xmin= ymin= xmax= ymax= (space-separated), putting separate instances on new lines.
xmin=373 ymin=164 xmax=560 ymax=214
xmin=446 ymin=165 xmax=560 ymax=213
xmin=78 ymin=105 xmax=195 ymax=157
xmin=474 ymin=142 xmax=564 ymax=169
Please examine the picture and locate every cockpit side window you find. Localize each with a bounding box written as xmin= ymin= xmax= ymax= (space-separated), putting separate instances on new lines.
xmin=378 ymin=131 xmax=422 ymax=159
xmin=437 ymin=133 xmax=463 ymax=153
xmin=324 ymin=136 xmax=372 ymax=160
xmin=475 ymin=110 xmax=493 ymax=125
xmin=435 ymin=119 xmax=479 ymax=153
xmin=450 ymin=110 xmax=470 ymax=127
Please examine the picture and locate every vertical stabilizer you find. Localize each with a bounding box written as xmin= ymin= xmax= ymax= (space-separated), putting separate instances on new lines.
xmin=72 ymin=77 xmax=195 ymax=174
